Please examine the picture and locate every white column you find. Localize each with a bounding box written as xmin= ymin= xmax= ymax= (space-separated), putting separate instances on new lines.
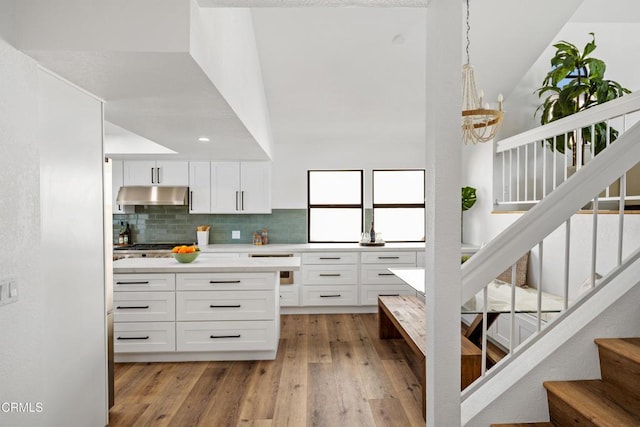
xmin=425 ymin=0 xmax=462 ymax=425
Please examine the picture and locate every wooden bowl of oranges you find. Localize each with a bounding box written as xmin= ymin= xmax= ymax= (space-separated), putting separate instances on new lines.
xmin=171 ymin=245 xmax=200 ymax=263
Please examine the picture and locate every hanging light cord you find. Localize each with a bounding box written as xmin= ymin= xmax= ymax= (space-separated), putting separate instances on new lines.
xmin=465 ymin=0 xmax=471 ymax=65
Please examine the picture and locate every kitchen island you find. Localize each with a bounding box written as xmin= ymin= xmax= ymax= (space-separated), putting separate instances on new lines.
xmin=112 ymin=254 xmax=300 ymax=362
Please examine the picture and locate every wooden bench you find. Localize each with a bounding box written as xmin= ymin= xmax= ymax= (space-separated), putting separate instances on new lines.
xmin=378 ymin=295 xmax=482 ymax=419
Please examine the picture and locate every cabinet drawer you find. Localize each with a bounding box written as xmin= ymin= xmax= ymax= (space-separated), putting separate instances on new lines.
xmin=114 ymin=292 xmax=176 ymax=322
xmin=114 ymin=273 xmax=175 ymax=292
xmin=360 ymin=263 xmax=415 ymax=285
xmin=360 ymin=251 xmax=417 ymax=264
xmin=302 ymin=286 xmax=358 ymax=306
xmin=114 ymin=322 xmax=176 ymax=353
xmin=176 ymin=272 xmax=276 ymax=291
xmin=302 ymin=252 xmax=358 ymax=265
xmin=176 ymin=320 xmax=276 ymax=352
xmin=360 ymin=284 xmax=418 ymax=306
xmin=302 ymin=264 xmax=358 ymax=285
xmin=279 ymin=285 xmax=300 ymax=307
xmin=176 ymin=291 xmax=275 ymax=321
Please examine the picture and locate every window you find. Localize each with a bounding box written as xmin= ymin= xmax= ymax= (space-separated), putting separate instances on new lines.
xmin=308 ymin=170 xmax=363 ymax=242
xmin=372 ymin=169 xmax=425 ymax=242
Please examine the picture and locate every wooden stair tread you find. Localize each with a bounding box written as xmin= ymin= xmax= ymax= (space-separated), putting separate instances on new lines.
xmin=544 ymin=379 xmax=640 ymax=425
xmin=595 ymin=337 xmax=640 ymax=365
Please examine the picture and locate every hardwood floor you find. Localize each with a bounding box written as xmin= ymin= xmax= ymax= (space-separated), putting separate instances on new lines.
xmin=108 ymin=313 xmax=426 ymax=427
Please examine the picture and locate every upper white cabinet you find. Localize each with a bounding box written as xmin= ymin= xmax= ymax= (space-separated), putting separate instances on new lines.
xmin=188 ymin=161 xmax=211 ymax=214
xmin=211 ymin=161 xmax=271 ymax=214
xmin=123 ymin=160 xmax=188 ymax=186
xmin=112 ymin=159 xmax=134 ymax=214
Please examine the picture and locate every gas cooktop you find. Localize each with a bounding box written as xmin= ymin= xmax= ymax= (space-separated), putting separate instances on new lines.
xmin=113 ymin=243 xmax=194 ymax=251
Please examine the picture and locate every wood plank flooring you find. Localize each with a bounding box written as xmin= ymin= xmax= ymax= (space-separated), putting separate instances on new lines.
xmin=109 ymin=313 xmax=425 ymax=427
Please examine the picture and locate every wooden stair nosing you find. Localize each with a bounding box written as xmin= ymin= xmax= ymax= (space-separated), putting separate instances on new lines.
xmin=490 ymin=423 xmax=553 ymax=427
xmin=594 ymin=338 xmax=640 ymax=366
xmin=544 ymin=379 xmax=640 ymax=426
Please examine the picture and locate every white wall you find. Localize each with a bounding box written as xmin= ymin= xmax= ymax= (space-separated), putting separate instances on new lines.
xmin=0 ymin=36 xmax=43 ymax=425
xmin=0 ymin=38 xmax=107 ymax=425
xmin=271 ymin=139 xmax=426 ymax=209
xmin=190 ymin=4 xmax=274 ymax=159
xmin=14 ymin=0 xmax=190 ymax=52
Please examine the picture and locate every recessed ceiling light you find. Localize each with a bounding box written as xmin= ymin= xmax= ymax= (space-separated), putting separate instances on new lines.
xmin=198 ymin=137 xmax=210 ymax=142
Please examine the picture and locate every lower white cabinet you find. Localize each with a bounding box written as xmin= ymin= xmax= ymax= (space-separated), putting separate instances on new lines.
xmin=302 ymin=285 xmax=359 ymax=306
xmin=279 ymin=284 xmax=300 ymax=307
xmin=301 ymin=251 xmax=358 ymax=306
xmin=114 ymin=322 xmax=176 ymax=353
xmin=359 ymin=252 xmax=418 ymax=306
xmin=114 ymin=292 xmax=176 ymax=322
xmin=489 ymin=312 xmax=540 ymax=349
xmin=176 ymin=290 xmax=275 ymax=321
xmin=114 ymin=272 xmax=279 ymax=359
xmin=176 ymin=320 xmax=276 ymax=352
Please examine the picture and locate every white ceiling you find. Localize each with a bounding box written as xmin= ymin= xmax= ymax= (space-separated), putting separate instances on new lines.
xmin=5 ymin=0 xmax=635 ymax=160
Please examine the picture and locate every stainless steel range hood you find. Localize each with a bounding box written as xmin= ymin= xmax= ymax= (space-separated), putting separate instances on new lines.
xmin=115 ymin=186 xmax=188 ymax=206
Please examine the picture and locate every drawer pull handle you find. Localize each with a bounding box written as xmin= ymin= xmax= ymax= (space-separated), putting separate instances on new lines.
xmin=210 ymin=334 xmax=241 ymax=339
xmin=116 ymin=281 xmax=150 ymax=285
xmin=319 ymin=273 xmax=341 ymax=277
xmin=320 ymin=294 xmax=341 ymax=298
xmin=378 ymin=256 xmax=400 ymax=259
xmin=209 ymin=304 xmax=241 ymax=308
xmin=378 ymin=273 xmax=395 ymax=276
xmin=379 ymin=293 xmax=400 ymax=297
xmin=319 ymin=257 xmax=341 ymax=260
xmin=116 ymin=305 xmax=150 ymax=309
xmin=117 ymin=336 xmax=149 ymax=340
xmin=209 ymin=280 xmax=241 ymax=284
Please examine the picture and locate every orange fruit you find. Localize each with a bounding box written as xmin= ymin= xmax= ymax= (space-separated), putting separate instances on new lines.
xmin=172 ymin=246 xmax=179 ymax=253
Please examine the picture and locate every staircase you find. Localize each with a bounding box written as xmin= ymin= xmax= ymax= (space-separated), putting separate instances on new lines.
xmin=491 ymin=338 xmax=640 ymax=426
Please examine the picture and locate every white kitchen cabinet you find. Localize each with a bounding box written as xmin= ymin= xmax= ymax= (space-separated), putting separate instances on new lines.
xmin=175 ymin=272 xmax=278 ymax=353
xmin=114 ymin=292 xmax=176 ymax=322
xmin=301 ymin=251 xmax=358 ymax=306
xmin=114 ymin=273 xmax=175 ymax=292
xmin=114 ymin=322 xmax=176 ymax=353
xmin=211 ymin=161 xmax=271 ymax=214
xmin=302 ymin=286 xmax=359 ymax=306
xmin=188 ymin=161 xmax=211 ymax=213
xmin=123 ymin=160 xmax=188 ymax=186
xmin=488 ymin=312 xmax=540 ymax=350
xmin=112 ymin=159 xmax=134 ymax=214
xmin=114 ymin=273 xmax=177 ymax=355
xmin=176 ymin=290 xmax=275 ymax=321
xmin=176 ymin=320 xmax=276 ymax=352
xmin=359 ymin=251 xmax=418 ymax=306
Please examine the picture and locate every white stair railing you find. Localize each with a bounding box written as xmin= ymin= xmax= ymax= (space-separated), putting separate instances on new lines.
xmin=494 ymin=91 xmax=640 ymax=208
xmin=461 ymin=118 xmax=640 ymax=390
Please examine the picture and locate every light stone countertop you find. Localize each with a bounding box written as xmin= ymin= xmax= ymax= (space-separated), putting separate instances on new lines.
xmin=197 ymin=242 xmax=478 ymax=253
xmin=113 ymin=253 xmax=301 ymax=274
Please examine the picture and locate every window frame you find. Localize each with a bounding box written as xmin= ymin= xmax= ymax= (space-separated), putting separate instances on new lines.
xmin=307 ymin=169 xmax=364 ymax=243
xmin=372 ymin=168 xmax=426 ymax=243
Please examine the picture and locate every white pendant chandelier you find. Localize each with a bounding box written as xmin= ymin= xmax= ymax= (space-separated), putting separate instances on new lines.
xmin=462 ymin=0 xmax=504 ymax=144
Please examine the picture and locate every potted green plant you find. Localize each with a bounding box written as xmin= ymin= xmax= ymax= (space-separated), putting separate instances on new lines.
xmin=461 ymin=186 xmax=477 ymax=242
xmin=535 ymin=33 xmax=630 ymax=164
xmin=462 ymin=186 xmax=477 ymax=212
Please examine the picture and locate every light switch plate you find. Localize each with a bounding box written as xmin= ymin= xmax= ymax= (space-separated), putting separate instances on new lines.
xmin=0 ymin=277 xmax=18 ymax=307
xmin=232 ymin=230 xmax=241 ymax=239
